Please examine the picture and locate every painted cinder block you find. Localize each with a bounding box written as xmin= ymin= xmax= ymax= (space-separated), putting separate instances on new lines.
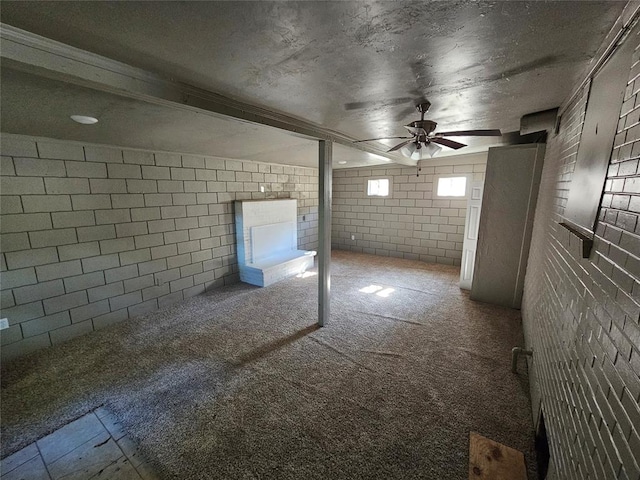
xmin=36 ymin=260 xmax=83 ymax=282
xmin=111 ymin=194 xmax=144 ymax=209
xmin=123 ymin=150 xmax=154 ymax=165
xmin=13 ymin=279 xmax=65 ymax=305
xmin=119 ymin=248 xmax=151 ymax=266
xmin=58 ymin=242 xmax=100 ymax=262
xmin=71 ymin=194 xmax=112 ymax=210
xmin=0 ymin=135 xmax=320 ymax=358
xmin=1 ymin=196 xmax=23 ymax=214
xmin=150 ymin=244 xmax=178 ymax=260
xmin=65 ymin=160 xmax=107 ymax=178
xmin=154 ymin=152 xmax=181 ymax=167
xmin=148 ymin=219 xmax=176 ymax=233
xmin=1 ymin=267 xmax=37 ymax=290
xmin=69 ymin=299 xmax=110 ymax=323
xmin=1 ymin=177 xmax=45 ymax=195
xmin=38 ymin=141 xmax=85 ymax=161
xmin=127 ymin=179 xmax=157 ymax=193
xmin=134 ymin=233 xmax=164 ymax=249
xmin=14 ymin=158 xmax=66 ymax=177
xmin=169 ymin=276 xmax=193 ymax=293
xmin=82 ymin=254 xmax=120 ymax=273
xmin=154 ymin=268 xmax=180 ymax=285
xmin=131 ymin=207 xmax=161 ymax=222
xmin=52 ymin=211 xmax=95 ymax=228
xmin=175 ymin=217 xmax=198 ymax=231
xmin=0 ymin=324 xmax=23 ymax=346
xmin=5 ymin=247 xmax=58 ymax=269
xmin=170 ymin=167 xmax=195 ymax=181
xmin=123 ymin=275 xmax=154 ymax=293
xmin=0 ymin=135 xmax=38 ymax=157
xmin=138 ymin=259 xmax=167 ymax=276
xmin=64 ymin=271 xmax=105 ymax=293
xmin=104 ymin=265 xmax=138 ymax=284
xmin=43 ymin=291 xmax=88 ymax=315
xmin=95 ymin=209 xmax=131 ymax=225
xmin=0 ymin=290 xmax=15 ymax=309
xmin=144 ymin=193 xmax=173 ymax=206
xmin=109 ymin=291 xmax=142 ymax=311
xmin=142 ymin=165 xmax=171 ymax=180
xmin=166 ymin=253 xmax=191 ymax=270
xmin=142 ymin=284 xmax=170 ymax=302
xmin=29 ymin=228 xmax=77 ymax=248
xmin=157 ymin=180 xmax=184 ymax=193
xmin=84 ymin=146 xmax=123 ymax=163
xmin=87 ymin=281 xmax=125 ymax=303
xmin=89 ymin=179 xmax=127 ymax=194
xmin=1 ymin=232 xmax=29 ymax=253
xmin=45 ymin=178 xmax=90 ymax=194
xmin=22 ymin=195 xmax=72 ymax=213
xmin=100 ymin=237 xmax=135 ymax=255
xmin=0 ymin=301 xmax=44 ymax=325
xmin=160 ymin=206 xmax=186 ymax=219
xmin=107 ymin=163 xmax=142 ymax=179
xmin=171 ymin=193 xmax=197 ymax=205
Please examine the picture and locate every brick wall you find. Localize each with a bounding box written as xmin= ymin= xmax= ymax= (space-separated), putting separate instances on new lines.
xmin=522 ymin=31 xmax=640 ymax=480
xmin=0 ymin=134 xmax=318 ymax=360
xmin=332 ymin=157 xmax=486 ymax=265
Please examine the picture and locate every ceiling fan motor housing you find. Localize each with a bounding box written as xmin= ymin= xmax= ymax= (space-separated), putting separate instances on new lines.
xmin=406 ymin=120 xmax=438 ymax=135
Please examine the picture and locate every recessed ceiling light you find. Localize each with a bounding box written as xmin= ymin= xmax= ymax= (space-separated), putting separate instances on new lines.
xmin=70 ymin=115 xmax=98 ymax=125
xmin=338 ymin=161 xmax=347 ymax=165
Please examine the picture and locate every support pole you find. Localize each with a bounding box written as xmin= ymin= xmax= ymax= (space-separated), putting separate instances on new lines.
xmin=318 ymin=140 xmax=332 ymax=327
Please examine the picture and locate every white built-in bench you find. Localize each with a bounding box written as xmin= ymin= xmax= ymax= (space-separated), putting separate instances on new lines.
xmin=235 ymin=199 xmax=316 ymax=287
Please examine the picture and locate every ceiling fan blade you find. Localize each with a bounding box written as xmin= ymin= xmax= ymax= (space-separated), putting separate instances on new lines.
xmin=434 ymin=129 xmax=502 ymax=137
xmin=353 ymin=136 xmax=412 ymax=143
xmin=431 ymin=137 xmax=466 ymax=150
xmin=404 ymin=125 xmax=428 ymax=136
xmin=388 ymin=140 xmax=413 ymax=152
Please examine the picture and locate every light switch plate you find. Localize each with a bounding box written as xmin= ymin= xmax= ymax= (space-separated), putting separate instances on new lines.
xmin=0 ymin=318 xmax=9 ymax=330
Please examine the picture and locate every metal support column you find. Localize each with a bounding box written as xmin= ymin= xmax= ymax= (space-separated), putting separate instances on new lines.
xmin=318 ymin=140 xmax=332 ymax=327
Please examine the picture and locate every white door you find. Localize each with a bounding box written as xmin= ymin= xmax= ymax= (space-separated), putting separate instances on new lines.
xmin=459 ymin=181 xmax=484 ymax=290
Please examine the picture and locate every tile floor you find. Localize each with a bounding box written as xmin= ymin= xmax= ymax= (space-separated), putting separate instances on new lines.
xmin=1 ymin=409 xmax=158 ymax=480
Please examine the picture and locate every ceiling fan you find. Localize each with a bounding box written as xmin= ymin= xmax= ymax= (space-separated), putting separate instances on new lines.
xmin=354 ymin=101 xmax=502 ymax=160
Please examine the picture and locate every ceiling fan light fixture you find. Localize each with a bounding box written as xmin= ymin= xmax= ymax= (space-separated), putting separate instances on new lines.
xmin=424 ymin=141 xmax=442 ymax=158
xmin=400 ymin=141 xmax=418 ymax=158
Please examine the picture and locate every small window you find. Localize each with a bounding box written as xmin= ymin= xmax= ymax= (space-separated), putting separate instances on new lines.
xmin=436 ymin=176 xmax=467 ymax=197
xmin=367 ymin=178 xmax=390 ymax=197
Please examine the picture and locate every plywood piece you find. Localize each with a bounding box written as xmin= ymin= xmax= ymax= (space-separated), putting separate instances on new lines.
xmin=468 ymin=432 xmax=527 ymax=480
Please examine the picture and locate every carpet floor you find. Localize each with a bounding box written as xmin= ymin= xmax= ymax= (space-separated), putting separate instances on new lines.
xmin=1 ymin=251 xmax=536 ymax=479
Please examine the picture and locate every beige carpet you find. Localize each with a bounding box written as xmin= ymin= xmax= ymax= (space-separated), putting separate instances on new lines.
xmin=1 ymin=251 xmax=536 ymax=479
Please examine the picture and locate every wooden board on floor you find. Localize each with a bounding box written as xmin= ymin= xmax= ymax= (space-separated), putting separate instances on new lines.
xmin=469 ymin=432 xmax=527 ymax=480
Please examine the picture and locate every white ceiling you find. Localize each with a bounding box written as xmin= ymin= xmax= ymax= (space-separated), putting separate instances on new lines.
xmin=0 ymin=1 xmax=627 ymax=168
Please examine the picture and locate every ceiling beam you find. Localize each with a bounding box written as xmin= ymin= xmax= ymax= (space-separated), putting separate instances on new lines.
xmin=0 ymin=23 xmax=416 ymax=167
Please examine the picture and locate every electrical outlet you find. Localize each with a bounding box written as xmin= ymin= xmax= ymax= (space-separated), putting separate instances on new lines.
xmin=0 ymin=318 xmax=9 ymax=330
xmin=351 ymin=234 xmax=356 ymax=241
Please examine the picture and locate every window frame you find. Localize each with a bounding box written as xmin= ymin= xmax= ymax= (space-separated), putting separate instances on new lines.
xmin=434 ymin=174 xmax=471 ymax=199
xmin=366 ymin=177 xmax=392 ymax=198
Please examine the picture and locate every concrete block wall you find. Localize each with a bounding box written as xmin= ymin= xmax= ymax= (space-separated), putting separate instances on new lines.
xmin=332 ymin=160 xmax=485 ymax=266
xmin=0 ymin=134 xmax=318 ymax=360
xmin=522 ymin=34 xmax=640 ymax=479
